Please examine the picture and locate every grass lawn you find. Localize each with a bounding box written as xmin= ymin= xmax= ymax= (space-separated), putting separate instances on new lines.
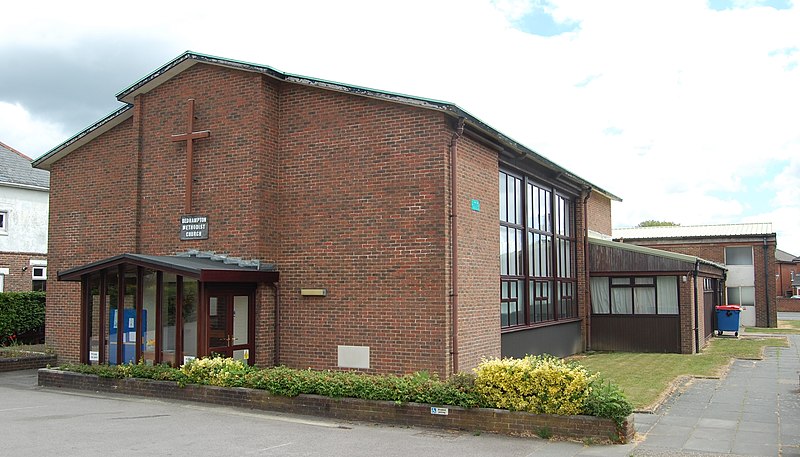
xmin=571 ymin=336 xmax=788 ymax=410
xmin=744 ymin=319 xmax=800 ymax=335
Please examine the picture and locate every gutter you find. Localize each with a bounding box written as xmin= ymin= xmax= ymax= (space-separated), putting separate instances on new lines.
xmin=693 ymin=259 xmax=700 ymax=353
xmin=269 ymin=281 xmax=281 ymax=365
xmin=450 ymin=117 xmax=465 ymax=374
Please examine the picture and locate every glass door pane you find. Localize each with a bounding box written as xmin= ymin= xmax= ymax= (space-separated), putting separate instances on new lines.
xmin=232 ymin=296 xmax=248 ymax=348
xmin=208 ymin=296 xmax=229 ymax=349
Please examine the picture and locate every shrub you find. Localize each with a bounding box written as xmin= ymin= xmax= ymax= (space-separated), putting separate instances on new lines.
xmin=474 ymin=354 xmax=595 ymax=415
xmin=0 ymin=292 xmax=46 ymax=345
xmin=583 ymin=378 xmax=633 ymax=426
xmin=180 ymin=356 xmax=250 ymax=387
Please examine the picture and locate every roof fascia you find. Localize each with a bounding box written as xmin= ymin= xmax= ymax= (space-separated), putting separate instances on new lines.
xmin=32 ymin=105 xmax=133 ymax=171
xmin=58 ymin=254 xmax=202 ymax=281
xmin=0 ymin=181 xmax=49 ymax=192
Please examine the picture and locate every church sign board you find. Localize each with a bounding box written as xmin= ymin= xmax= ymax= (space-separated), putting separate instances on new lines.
xmin=180 ymin=215 xmax=209 ymax=240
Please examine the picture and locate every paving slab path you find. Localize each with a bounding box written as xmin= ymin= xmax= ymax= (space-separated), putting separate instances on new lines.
xmin=632 ymin=331 xmax=800 ymax=457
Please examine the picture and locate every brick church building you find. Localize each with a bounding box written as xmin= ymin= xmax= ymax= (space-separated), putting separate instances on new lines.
xmin=34 ymin=51 xmax=623 ymax=375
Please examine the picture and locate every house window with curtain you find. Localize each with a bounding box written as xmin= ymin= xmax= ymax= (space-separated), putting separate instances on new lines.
xmin=500 ymin=170 xmax=577 ymax=329
xmin=590 ymin=276 xmax=679 ymax=315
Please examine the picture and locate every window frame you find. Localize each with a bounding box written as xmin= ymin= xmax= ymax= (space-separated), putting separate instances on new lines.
xmin=499 ymin=169 xmax=577 ymax=330
xmin=31 ymin=264 xmax=47 ymax=292
xmin=0 ymin=210 xmax=7 ymax=234
xmin=590 ymin=275 xmax=680 ymax=315
xmin=724 ymin=246 xmax=753 ymax=266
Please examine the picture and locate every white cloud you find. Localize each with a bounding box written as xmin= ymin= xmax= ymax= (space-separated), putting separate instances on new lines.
xmin=1 ymin=0 xmax=798 ymax=248
xmin=0 ymin=102 xmax=69 ymax=158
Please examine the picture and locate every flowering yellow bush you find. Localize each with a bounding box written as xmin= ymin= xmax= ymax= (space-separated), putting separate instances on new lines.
xmin=474 ymin=355 xmax=596 ymax=415
xmin=180 ymin=356 xmax=248 ymax=386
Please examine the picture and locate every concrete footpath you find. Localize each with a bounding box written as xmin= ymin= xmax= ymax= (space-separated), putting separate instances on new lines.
xmin=632 ymin=333 xmax=800 ymax=457
xmin=1 ymin=318 xmax=798 ymax=456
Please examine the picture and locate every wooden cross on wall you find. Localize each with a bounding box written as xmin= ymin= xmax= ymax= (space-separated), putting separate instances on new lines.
xmin=171 ymin=99 xmax=211 ymax=213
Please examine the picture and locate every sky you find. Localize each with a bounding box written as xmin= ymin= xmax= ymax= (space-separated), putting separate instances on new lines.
xmin=1 ymin=0 xmax=798 ymax=254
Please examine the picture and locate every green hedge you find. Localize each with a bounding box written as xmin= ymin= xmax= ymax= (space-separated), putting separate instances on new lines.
xmin=0 ymin=292 xmax=46 ymax=345
xmin=59 ymin=354 xmax=632 ymax=424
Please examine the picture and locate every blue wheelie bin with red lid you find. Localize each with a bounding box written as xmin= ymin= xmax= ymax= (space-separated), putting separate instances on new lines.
xmin=715 ymin=305 xmax=741 ymax=337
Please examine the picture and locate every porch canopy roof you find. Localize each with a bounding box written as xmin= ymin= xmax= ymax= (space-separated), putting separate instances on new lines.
xmin=58 ymin=252 xmax=278 ymax=283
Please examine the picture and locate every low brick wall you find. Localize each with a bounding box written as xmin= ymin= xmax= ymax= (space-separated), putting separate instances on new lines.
xmin=777 ymin=298 xmax=800 ymax=312
xmin=0 ymin=353 xmax=57 ymax=372
xmin=37 ymin=368 xmax=633 ymax=443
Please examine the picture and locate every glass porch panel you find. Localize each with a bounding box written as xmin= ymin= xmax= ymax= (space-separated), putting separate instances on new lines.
xmin=142 ymin=270 xmax=157 ymax=365
xmin=232 ymin=349 xmax=250 ymax=362
xmin=233 ymin=296 xmax=249 ymax=346
xmin=88 ymin=275 xmax=101 ymax=364
xmin=183 ymin=279 xmax=199 ymax=358
xmin=208 ymin=296 xmax=228 ymax=348
xmin=105 ymin=270 xmax=119 ymax=365
xmin=122 ymin=269 xmax=137 ymax=364
xmin=161 ymin=273 xmax=177 ymax=366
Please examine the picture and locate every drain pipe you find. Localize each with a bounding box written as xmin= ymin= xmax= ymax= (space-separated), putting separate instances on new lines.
xmin=268 ymin=281 xmax=281 ymax=365
xmin=763 ymin=237 xmax=771 ymax=327
xmin=450 ymin=117 xmax=465 ymax=374
xmin=693 ymin=259 xmax=700 ymax=353
xmin=582 ymin=187 xmax=592 ymax=351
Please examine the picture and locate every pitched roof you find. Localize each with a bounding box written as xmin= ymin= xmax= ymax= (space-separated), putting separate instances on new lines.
xmin=613 ymin=223 xmax=775 ymax=240
xmin=776 ymin=249 xmax=799 ymax=262
xmin=589 ymin=235 xmax=726 ymax=271
xmin=32 ymin=51 xmax=620 ymax=202
xmin=0 ymin=141 xmax=50 ymax=190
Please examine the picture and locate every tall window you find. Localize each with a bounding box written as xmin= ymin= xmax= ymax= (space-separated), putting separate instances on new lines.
xmin=500 ymin=170 xmax=576 ymax=328
xmin=0 ymin=210 xmax=7 ymax=234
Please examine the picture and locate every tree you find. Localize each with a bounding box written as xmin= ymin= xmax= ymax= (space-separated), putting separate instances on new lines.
xmin=636 ymin=220 xmax=680 ymax=228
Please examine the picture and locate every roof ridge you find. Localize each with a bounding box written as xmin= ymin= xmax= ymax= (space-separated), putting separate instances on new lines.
xmin=0 ymin=140 xmax=32 ymax=161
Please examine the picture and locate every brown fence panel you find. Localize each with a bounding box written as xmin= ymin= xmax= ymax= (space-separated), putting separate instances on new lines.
xmin=591 ymin=315 xmax=680 ymax=353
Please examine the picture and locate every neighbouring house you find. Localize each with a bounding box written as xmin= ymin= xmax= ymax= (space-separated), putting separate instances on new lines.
xmin=776 ymin=249 xmax=800 ymax=312
xmin=0 ymin=141 xmax=49 ymax=293
xmin=775 ymin=249 xmax=799 ymax=298
xmin=33 ymin=51 xmax=621 ymax=374
xmin=613 ymin=223 xmax=778 ymax=328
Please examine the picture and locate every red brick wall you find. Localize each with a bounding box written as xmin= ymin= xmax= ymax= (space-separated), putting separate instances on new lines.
xmin=678 ymin=277 xmax=696 ymax=354
xmin=44 ymin=62 xmax=512 ymax=375
xmin=586 ymin=191 xmax=612 ymax=236
xmin=454 ymin=135 xmax=501 ymax=372
xmin=0 ymin=252 xmax=46 ymax=292
xmin=276 ymin=83 xmax=451 ymax=376
xmin=46 ymin=117 xmax=137 ymax=361
xmin=777 ymin=297 xmax=800 ymax=312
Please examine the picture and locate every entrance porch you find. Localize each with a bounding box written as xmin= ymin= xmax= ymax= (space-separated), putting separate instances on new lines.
xmin=58 ymin=252 xmax=278 ymax=366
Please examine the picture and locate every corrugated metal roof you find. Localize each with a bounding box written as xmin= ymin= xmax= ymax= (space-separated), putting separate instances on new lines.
xmin=0 ymin=141 xmax=50 ymax=190
xmin=613 ymin=223 xmax=775 ymax=240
